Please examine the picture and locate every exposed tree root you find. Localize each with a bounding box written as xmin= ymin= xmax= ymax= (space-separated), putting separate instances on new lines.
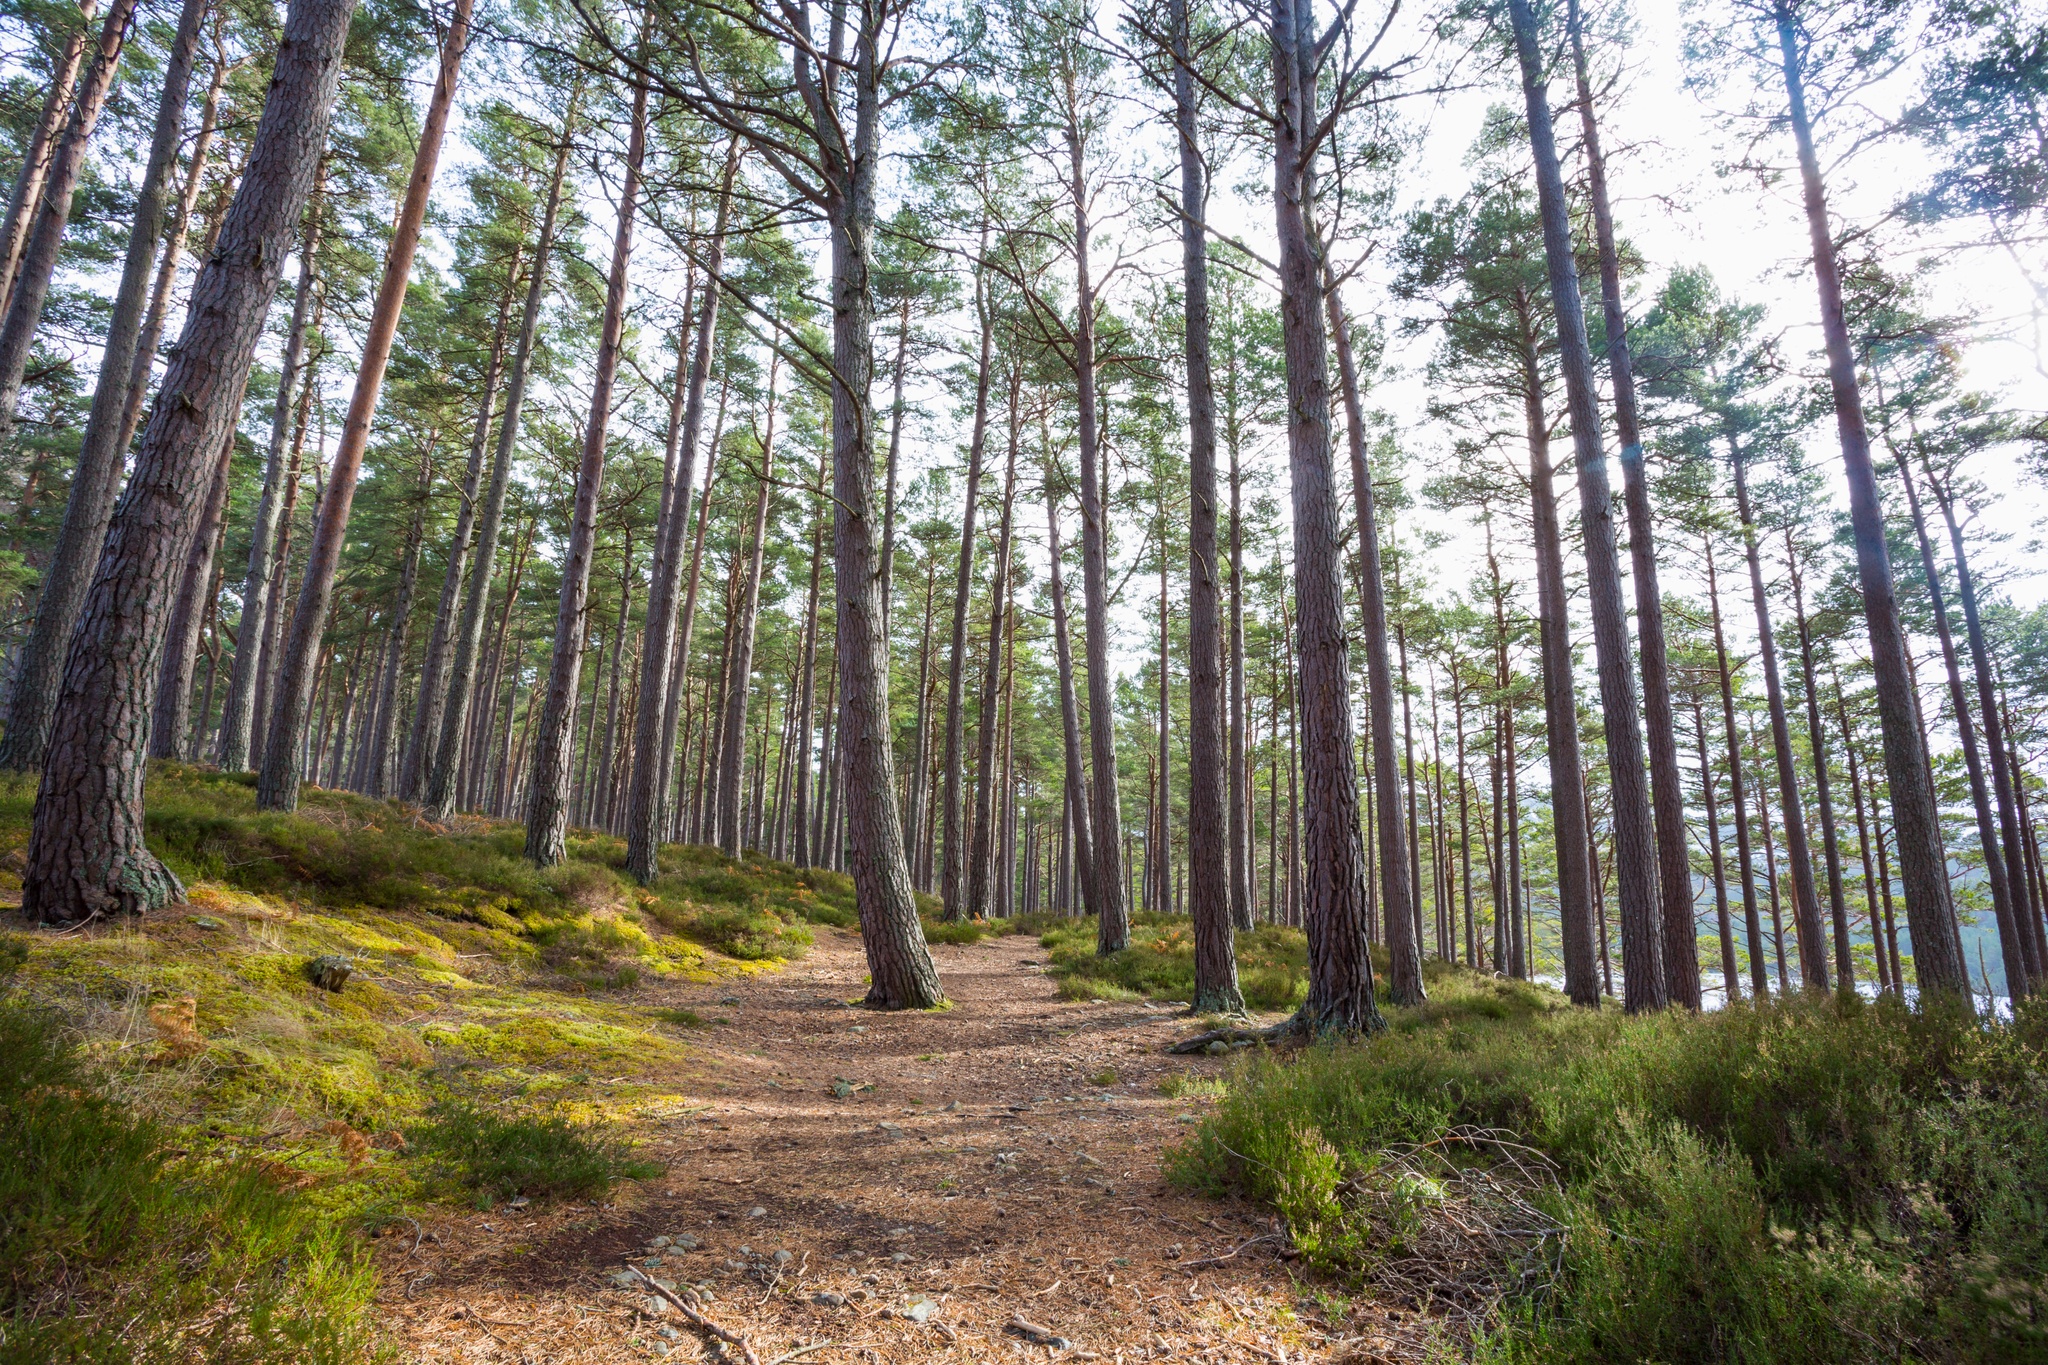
xmin=1165 ymin=1018 xmax=1302 ymax=1054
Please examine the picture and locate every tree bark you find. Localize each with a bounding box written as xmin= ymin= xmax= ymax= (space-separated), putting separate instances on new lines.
xmin=218 ymin=205 xmax=320 ymax=773
xmin=939 ymin=248 xmax=992 ymax=920
xmin=402 ymin=238 xmax=522 ymax=801
xmin=525 ymin=66 xmax=645 ymax=863
xmin=1172 ymin=0 xmax=1240 ymax=1011
xmin=0 ymin=0 xmax=207 ymax=772
xmin=1730 ymin=447 xmax=1831 ymax=990
xmin=1785 ymin=532 xmax=1855 ymax=988
xmin=21 ymin=0 xmax=358 ymax=924
xmin=1044 ymin=479 xmax=1098 ymax=915
xmin=1270 ymin=0 xmax=1382 ymax=1033
xmin=0 ymin=0 xmax=97 ymax=314
xmin=625 ymin=143 xmax=735 ymax=880
xmin=151 ymin=429 xmax=234 ymax=758
xmin=1508 ymin=0 xmax=1664 ymax=1010
xmin=967 ymin=378 xmax=1019 ymax=921
xmin=1773 ymin=0 xmax=1963 ymax=996
xmin=0 ymin=0 xmax=139 ymax=449
xmin=716 ymin=360 xmax=777 ymax=857
xmin=1330 ymin=281 xmax=1422 ymax=1005
xmin=1707 ymin=534 xmax=1770 ymax=998
xmin=257 ymin=0 xmax=473 ymax=811
xmin=1566 ymin=0 xmax=1695 ymax=1008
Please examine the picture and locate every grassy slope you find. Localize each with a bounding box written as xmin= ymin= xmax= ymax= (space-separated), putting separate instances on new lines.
xmin=0 ymin=764 xmax=872 ymax=1362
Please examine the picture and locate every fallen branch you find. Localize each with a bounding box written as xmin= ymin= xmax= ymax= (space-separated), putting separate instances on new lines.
xmin=631 ymin=1266 xmax=761 ymax=1365
xmin=1165 ymin=1019 xmax=1300 ymax=1054
xmin=1178 ymin=1232 xmax=1280 ymax=1271
xmin=764 ymin=1343 xmax=836 ymax=1365
xmin=1007 ymin=1314 xmax=1073 ymax=1349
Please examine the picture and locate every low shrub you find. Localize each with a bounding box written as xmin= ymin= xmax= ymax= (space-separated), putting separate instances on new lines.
xmin=410 ymin=1098 xmax=662 ymax=1205
xmin=1038 ymin=913 xmax=1309 ymax=1010
xmin=1169 ymin=982 xmax=2048 ymax=1363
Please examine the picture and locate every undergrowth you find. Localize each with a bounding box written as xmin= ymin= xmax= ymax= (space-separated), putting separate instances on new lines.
xmin=410 ymin=1099 xmax=663 ymax=1207
xmin=1169 ymin=973 xmax=2048 ymax=1363
xmin=1036 ymin=912 xmax=1311 ymax=1010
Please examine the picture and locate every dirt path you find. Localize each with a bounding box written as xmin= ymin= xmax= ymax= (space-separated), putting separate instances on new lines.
xmin=382 ymin=927 xmax=1370 ymax=1364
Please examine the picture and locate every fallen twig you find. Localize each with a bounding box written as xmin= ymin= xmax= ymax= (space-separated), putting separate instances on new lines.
xmin=1178 ymin=1232 xmax=1280 ymax=1271
xmin=764 ymin=1343 xmax=836 ymax=1365
xmin=631 ymin=1266 xmax=761 ymax=1365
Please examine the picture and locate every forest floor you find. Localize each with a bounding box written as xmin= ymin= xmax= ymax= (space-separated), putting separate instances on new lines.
xmin=383 ymin=927 xmax=1383 ymax=1365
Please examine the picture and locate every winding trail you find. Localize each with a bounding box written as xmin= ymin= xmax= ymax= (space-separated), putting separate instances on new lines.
xmin=381 ymin=927 xmax=1376 ymax=1362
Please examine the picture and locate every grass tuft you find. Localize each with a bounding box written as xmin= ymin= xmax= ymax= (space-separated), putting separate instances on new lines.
xmin=410 ymin=1098 xmax=663 ymax=1205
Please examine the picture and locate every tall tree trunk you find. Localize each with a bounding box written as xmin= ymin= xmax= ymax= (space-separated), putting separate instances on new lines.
xmin=0 ymin=0 xmax=139 ymax=448
xmin=0 ymin=0 xmax=97 ymax=313
xmin=1066 ymin=109 xmax=1127 ymax=957
xmin=402 ymin=240 xmax=522 ymax=800
xmin=625 ymin=144 xmax=734 ymax=880
xmin=1695 ymin=702 xmax=1741 ymax=1001
xmin=1518 ymin=312 xmax=1598 ymax=1005
xmin=1174 ymin=0 xmax=1241 ymax=1012
xmin=1836 ymin=669 xmax=1891 ymax=993
xmin=525 ymin=58 xmax=646 ymax=862
xmin=1773 ymin=0 xmax=1963 ymax=995
xmin=21 ymin=0 xmax=358 ymax=924
xmin=1566 ymin=0 xmax=1695 ymax=1008
xmin=218 ymin=205 xmax=320 ymax=772
xmin=1785 ymin=532 xmax=1854 ymax=988
xmin=716 ymin=363 xmax=777 ymax=857
xmin=939 ymin=247 xmax=992 ymax=920
xmin=903 ymin=549 xmax=936 ymax=883
xmin=366 ymin=457 xmax=433 ymax=795
xmin=257 ymin=0 xmax=471 ymax=811
xmin=1044 ymin=479 xmax=1097 ymax=915
xmin=967 ymin=376 xmax=1018 ymax=921
xmin=427 ymin=97 xmax=576 ymax=819
xmin=1707 ymin=534 xmax=1770 ymax=998
xmin=1730 ymin=446 xmax=1831 ymax=990
xmin=1330 ymin=281 xmax=1422 ymax=1005
xmin=1271 ymin=0 xmax=1382 ymax=1033
xmin=0 ymin=0 xmax=205 ymax=772
xmin=595 ymin=545 xmax=634 ymax=829
xmin=1507 ymin=0 xmax=1664 ymax=1011
xmin=151 ymin=429 xmax=234 ymax=758
xmin=817 ymin=21 xmax=941 ymax=1004
xmin=665 ymin=412 xmax=721 ymax=841
xmin=880 ymin=293 xmax=910 ymax=631
xmin=1227 ymin=400 xmax=1252 ymax=934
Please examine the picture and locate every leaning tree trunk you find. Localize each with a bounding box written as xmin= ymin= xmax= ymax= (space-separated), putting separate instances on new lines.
xmin=427 ymin=97 xmax=575 ymax=819
xmin=1271 ymin=0 xmax=1382 ymax=1035
xmin=1508 ymin=0 xmax=1664 ymax=1011
xmin=1731 ymin=446 xmax=1832 ymax=990
xmin=0 ymin=0 xmax=97 ymax=314
xmin=150 ymin=430 xmax=234 ymax=758
xmin=0 ymin=0 xmax=138 ymax=450
xmin=257 ymin=0 xmax=473 ymax=812
xmin=525 ymin=65 xmax=646 ymax=864
xmin=1566 ymin=0 xmax=1696 ymax=1009
xmin=816 ymin=19 xmax=942 ymax=1007
xmin=1044 ymin=480 xmax=1098 ymax=915
xmin=20 ymin=0 xmax=358 ymax=925
xmin=0 ymin=0 xmax=206 ymax=773
xmin=1773 ymin=0 xmax=1964 ymax=996
xmin=939 ymin=248 xmax=992 ymax=920
xmin=1330 ymin=280 xmax=1422 ymax=1006
xmin=625 ymin=142 xmax=735 ymax=882
xmin=715 ymin=364 xmax=777 ymax=858
xmin=1175 ymin=0 xmax=1241 ymax=1012
xmin=1930 ymin=466 xmax=2048 ymax=983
